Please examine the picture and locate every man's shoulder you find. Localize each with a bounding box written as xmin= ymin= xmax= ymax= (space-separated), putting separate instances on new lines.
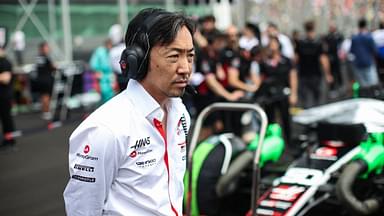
xmin=92 ymin=94 xmax=136 ymax=123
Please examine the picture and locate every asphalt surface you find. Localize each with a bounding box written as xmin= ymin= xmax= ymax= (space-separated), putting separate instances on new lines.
xmin=0 ymin=111 xmax=83 ymax=216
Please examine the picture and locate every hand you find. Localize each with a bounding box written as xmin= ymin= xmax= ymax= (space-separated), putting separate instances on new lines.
xmin=325 ymin=74 xmax=334 ymax=84
xmin=227 ymin=90 xmax=245 ymax=101
xmin=247 ymin=84 xmax=258 ymax=93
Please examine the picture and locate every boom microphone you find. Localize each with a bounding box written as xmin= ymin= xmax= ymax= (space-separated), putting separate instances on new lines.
xmin=185 ymin=84 xmax=197 ymax=95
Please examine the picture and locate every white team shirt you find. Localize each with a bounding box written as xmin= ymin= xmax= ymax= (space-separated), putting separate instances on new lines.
xmin=63 ymin=79 xmax=190 ymax=216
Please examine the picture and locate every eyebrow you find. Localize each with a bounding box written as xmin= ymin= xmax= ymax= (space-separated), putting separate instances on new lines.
xmin=165 ymin=47 xmax=195 ymax=54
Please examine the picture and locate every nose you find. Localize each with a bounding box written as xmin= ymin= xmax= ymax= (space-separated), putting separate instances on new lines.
xmin=177 ymin=55 xmax=191 ymax=75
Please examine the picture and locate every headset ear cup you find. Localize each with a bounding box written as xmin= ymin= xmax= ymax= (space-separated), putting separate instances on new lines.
xmin=119 ymin=46 xmax=144 ymax=79
xmin=119 ymin=49 xmax=129 ymax=77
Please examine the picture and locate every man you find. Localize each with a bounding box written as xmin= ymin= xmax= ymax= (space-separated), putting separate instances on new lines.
xmin=323 ymin=23 xmax=344 ymax=95
xmin=193 ymin=30 xmax=243 ymax=141
xmin=295 ymin=20 xmax=333 ymax=108
xmin=258 ymin=36 xmax=298 ymax=146
xmin=89 ymin=38 xmax=115 ymax=103
xmin=11 ymin=30 xmax=25 ymax=66
xmin=262 ymin=22 xmax=295 ymax=60
xmin=63 ymin=8 xmax=195 ymax=215
xmin=350 ymin=18 xmax=379 ymax=88
xmin=35 ymin=42 xmax=56 ymax=120
xmin=373 ymin=22 xmax=384 ymax=83
xmin=0 ymin=45 xmax=16 ymax=150
xmin=108 ymin=24 xmax=127 ymax=92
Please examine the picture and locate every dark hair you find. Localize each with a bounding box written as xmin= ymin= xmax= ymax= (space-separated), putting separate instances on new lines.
xmin=268 ymin=36 xmax=282 ymax=51
xmin=358 ymin=18 xmax=367 ymax=29
xmin=201 ymin=14 xmax=216 ymax=23
xmin=206 ymin=31 xmax=226 ymax=45
xmin=250 ymin=45 xmax=262 ymax=57
xmin=39 ymin=41 xmax=48 ymax=53
xmin=124 ymin=8 xmax=196 ymax=80
xmin=304 ymin=20 xmax=315 ymax=32
xmin=268 ymin=22 xmax=278 ymax=30
xmin=245 ymin=22 xmax=261 ymax=42
xmin=379 ymin=22 xmax=384 ymax=29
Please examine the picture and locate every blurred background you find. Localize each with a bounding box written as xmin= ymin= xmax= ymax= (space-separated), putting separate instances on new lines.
xmin=1 ymin=0 xmax=383 ymax=64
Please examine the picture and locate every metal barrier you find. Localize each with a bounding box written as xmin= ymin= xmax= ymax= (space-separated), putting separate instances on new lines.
xmin=185 ymin=102 xmax=268 ymax=216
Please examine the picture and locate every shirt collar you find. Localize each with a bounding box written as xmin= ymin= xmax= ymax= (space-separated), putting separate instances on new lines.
xmin=125 ymin=79 xmax=184 ymax=123
xmin=125 ymin=79 xmax=164 ymax=121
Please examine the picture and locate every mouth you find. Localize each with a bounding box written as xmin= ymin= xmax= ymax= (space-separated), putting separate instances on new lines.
xmin=173 ymin=77 xmax=189 ymax=88
xmin=173 ymin=80 xmax=188 ymax=88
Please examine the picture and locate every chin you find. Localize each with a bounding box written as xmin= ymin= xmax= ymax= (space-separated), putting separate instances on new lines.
xmin=168 ymin=89 xmax=185 ymax=98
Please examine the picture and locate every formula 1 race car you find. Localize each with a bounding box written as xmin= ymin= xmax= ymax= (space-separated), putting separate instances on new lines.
xmin=185 ymin=98 xmax=384 ymax=216
xmin=251 ymin=98 xmax=384 ymax=216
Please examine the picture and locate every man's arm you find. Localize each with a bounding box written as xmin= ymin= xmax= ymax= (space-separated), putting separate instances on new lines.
xmin=320 ymin=54 xmax=334 ymax=83
xmin=289 ymin=68 xmax=298 ymax=105
xmin=205 ymin=73 xmax=244 ymax=101
xmin=227 ymin=66 xmax=258 ymax=93
xmin=63 ymin=125 xmax=120 ymax=215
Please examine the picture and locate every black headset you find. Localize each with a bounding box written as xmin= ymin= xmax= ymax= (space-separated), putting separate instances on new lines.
xmin=119 ymin=11 xmax=170 ymax=80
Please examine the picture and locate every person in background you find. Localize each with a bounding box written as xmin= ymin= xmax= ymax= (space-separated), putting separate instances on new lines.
xmin=0 ymin=45 xmax=16 ymax=150
xmin=239 ymin=22 xmax=260 ymax=51
xmin=291 ymin=29 xmax=301 ymax=50
xmin=108 ymin=24 xmax=127 ymax=92
xmin=372 ymin=21 xmax=384 ymax=84
xmin=193 ymin=30 xmax=244 ymax=141
xmin=262 ymin=22 xmax=295 ymax=60
xmin=35 ymin=41 xmax=56 ymax=120
xmin=224 ymin=25 xmax=258 ymax=95
xmin=11 ymin=30 xmax=25 ymax=66
xmin=199 ymin=14 xmax=221 ymax=41
xmin=350 ymin=18 xmax=379 ymax=88
xmin=63 ymin=8 xmax=195 ymax=215
xmin=323 ymin=22 xmax=344 ymax=97
xmin=259 ymin=36 xmax=298 ymax=145
xmin=89 ymin=38 xmax=115 ymax=103
xmin=295 ymin=20 xmax=333 ymax=108
xmin=218 ymin=25 xmax=251 ymax=136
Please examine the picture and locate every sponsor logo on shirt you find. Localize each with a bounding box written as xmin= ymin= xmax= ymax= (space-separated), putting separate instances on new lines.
xmin=74 ymin=164 xmax=95 ymax=172
xmin=76 ymin=153 xmax=98 ymax=161
xmin=177 ymin=115 xmax=188 ymax=137
xmin=72 ymin=175 xmax=96 ymax=183
xmin=178 ymin=141 xmax=186 ymax=153
xmin=129 ymin=151 xmax=137 ymax=158
xmin=136 ymin=158 xmax=156 ymax=168
xmin=83 ymin=145 xmax=90 ymax=154
xmin=137 ymin=149 xmax=153 ymax=155
xmin=131 ymin=137 xmax=151 ymax=150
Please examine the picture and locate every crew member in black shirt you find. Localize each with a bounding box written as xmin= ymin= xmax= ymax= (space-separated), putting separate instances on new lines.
xmin=0 ymin=45 xmax=16 ymax=149
xmin=194 ymin=32 xmax=243 ymax=141
xmin=259 ymin=36 xmax=298 ymax=145
xmin=35 ymin=42 xmax=56 ymax=120
xmin=323 ymin=23 xmax=344 ymax=95
xmin=295 ymin=21 xmax=333 ymax=108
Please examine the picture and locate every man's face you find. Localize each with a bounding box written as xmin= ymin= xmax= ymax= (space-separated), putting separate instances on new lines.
xmin=141 ymin=26 xmax=195 ymax=103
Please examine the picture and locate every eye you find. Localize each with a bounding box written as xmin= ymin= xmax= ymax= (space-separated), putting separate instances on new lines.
xmin=187 ymin=53 xmax=195 ymax=63
xmin=167 ymin=54 xmax=179 ymax=62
